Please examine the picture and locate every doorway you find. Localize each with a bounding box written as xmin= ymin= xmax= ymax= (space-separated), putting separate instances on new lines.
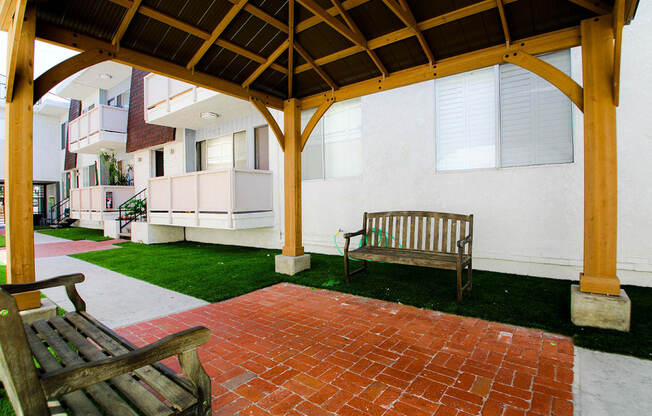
xmin=154 ymin=150 xmax=164 ymax=177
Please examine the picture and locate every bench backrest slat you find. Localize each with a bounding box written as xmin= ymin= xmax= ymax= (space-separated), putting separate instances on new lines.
xmin=364 ymin=211 xmax=473 ymax=255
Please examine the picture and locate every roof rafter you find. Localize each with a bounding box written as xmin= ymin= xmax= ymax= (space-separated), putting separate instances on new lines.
xmin=567 ymin=0 xmax=612 ymax=15
xmin=293 ymin=42 xmax=338 ymax=90
xmin=300 ymin=26 xmax=581 ymax=109
xmin=35 ymin=23 xmax=284 ymax=109
xmin=296 ymin=0 xmax=367 ymax=47
xmin=382 ymin=0 xmax=435 ymax=65
xmin=295 ymin=0 xmax=522 ymax=75
xmin=242 ymin=39 xmax=289 ymax=88
xmin=330 ymin=0 xmax=387 ymax=77
xmin=105 ymin=0 xmax=287 ymax=75
xmin=496 ymin=0 xmax=510 ymax=47
xmin=226 ymin=0 xmax=288 ymax=33
xmin=186 ymin=0 xmax=249 ymax=69
xmin=112 ymin=0 xmax=141 ymax=46
xmin=296 ymin=0 xmax=371 ymax=33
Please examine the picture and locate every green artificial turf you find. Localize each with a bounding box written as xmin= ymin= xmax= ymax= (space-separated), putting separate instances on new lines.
xmin=71 ymin=241 xmax=652 ymax=360
xmin=0 ymin=235 xmax=4 ymax=248
xmin=38 ymin=227 xmax=110 ymax=242
xmin=0 ymin=389 xmax=13 ymax=416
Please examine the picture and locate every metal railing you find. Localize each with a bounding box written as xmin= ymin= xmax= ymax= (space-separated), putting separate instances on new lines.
xmin=48 ymin=197 xmax=70 ymax=225
xmin=118 ymin=189 xmax=147 ymax=233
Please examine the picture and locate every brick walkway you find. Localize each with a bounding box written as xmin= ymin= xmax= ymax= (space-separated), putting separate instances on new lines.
xmin=33 ymin=239 xmax=124 ymax=258
xmin=118 ymin=284 xmax=574 ymax=416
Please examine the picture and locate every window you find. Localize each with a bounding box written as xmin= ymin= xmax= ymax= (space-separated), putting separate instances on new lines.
xmin=198 ymin=131 xmax=248 ymax=170
xmin=301 ymin=98 xmax=362 ymax=180
xmin=435 ymin=50 xmax=573 ymax=171
xmin=255 ymin=126 xmax=269 ymax=170
xmin=60 ymin=121 xmax=68 ymax=150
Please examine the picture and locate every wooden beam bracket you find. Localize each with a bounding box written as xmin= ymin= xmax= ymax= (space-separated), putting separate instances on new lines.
xmin=301 ymin=98 xmax=335 ymax=150
xmin=250 ymin=97 xmax=285 ymax=150
xmin=503 ymin=49 xmax=584 ymax=112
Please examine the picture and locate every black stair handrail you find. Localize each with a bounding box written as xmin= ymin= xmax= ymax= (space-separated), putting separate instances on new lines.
xmin=118 ymin=189 xmax=147 ymax=233
xmin=48 ymin=197 xmax=70 ymax=224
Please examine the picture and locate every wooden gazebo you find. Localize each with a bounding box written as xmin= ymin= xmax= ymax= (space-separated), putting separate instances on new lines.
xmin=2 ymin=0 xmax=640 ymax=319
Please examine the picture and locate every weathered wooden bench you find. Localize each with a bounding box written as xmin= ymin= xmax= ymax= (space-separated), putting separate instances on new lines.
xmin=0 ymin=274 xmax=212 ymax=416
xmin=344 ymin=211 xmax=474 ymax=301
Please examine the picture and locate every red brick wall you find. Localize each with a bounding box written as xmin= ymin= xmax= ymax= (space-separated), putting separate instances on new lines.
xmin=64 ymin=99 xmax=81 ymax=171
xmin=126 ymin=68 xmax=175 ymax=153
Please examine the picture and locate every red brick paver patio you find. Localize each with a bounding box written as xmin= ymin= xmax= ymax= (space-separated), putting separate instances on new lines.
xmin=33 ymin=239 xmax=125 ymax=258
xmin=118 ymin=284 xmax=574 ymax=416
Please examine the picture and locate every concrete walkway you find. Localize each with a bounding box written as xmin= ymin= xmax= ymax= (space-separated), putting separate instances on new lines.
xmin=574 ymin=346 xmax=652 ymax=415
xmin=36 ymin=256 xmax=208 ymax=328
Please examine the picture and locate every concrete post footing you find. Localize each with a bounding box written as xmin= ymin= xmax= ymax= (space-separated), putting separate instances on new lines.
xmin=19 ymin=298 xmax=57 ymax=325
xmin=571 ymin=284 xmax=631 ymax=332
xmin=275 ymin=254 xmax=311 ymax=276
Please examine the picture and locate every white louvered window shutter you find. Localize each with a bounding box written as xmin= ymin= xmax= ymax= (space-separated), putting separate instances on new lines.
xmin=499 ymin=50 xmax=573 ymax=167
xmin=435 ymin=67 xmax=497 ymax=171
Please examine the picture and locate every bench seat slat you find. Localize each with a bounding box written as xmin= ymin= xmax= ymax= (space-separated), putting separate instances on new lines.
xmin=31 ymin=320 xmax=140 ymax=416
xmin=23 ymin=325 xmax=102 ymax=416
xmin=348 ymin=246 xmax=471 ymax=269
xmin=66 ymin=312 xmax=197 ymax=412
xmin=47 ymin=317 xmax=175 ymax=416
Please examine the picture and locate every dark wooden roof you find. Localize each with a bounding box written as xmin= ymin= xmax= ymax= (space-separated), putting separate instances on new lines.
xmin=34 ymin=0 xmax=639 ymax=105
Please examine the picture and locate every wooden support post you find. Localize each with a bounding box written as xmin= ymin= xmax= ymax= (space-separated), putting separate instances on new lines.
xmin=4 ymin=5 xmax=39 ymax=310
xmin=580 ymin=16 xmax=619 ymax=296
xmin=282 ymin=99 xmax=304 ymax=257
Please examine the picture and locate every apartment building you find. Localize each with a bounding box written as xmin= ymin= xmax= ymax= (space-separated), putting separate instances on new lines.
xmin=0 ymin=74 xmax=69 ymax=225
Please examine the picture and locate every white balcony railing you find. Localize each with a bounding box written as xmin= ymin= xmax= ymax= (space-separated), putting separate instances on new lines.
xmin=68 ymin=105 xmax=128 ymax=154
xmin=147 ymin=168 xmax=273 ymax=229
xmin=69 ymin=185 xmax=135 ymax=222
xmin=143 ymin=74 xmax=218 ymax=122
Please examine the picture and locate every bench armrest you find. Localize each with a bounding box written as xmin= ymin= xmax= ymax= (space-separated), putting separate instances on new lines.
xmin=41 ymin=326 xmax=211 ymax=399
xmin=343 ymin=229 xmax=365 ymax=239
xmin=1 ymin=273 xmax=87 ymax=312
xmin=343 ymin=229 xmax=365 ymax=254
xmin=456 ymin=235 xmax=473 ymax=250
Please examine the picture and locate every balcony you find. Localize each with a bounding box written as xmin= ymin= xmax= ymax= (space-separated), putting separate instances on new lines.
xmin=148 ymin=168 xmax=273 ymax=229
xmin=144 ymin=74 xmax=255 ymax=129
xmin=68 ymin=105 xmax=128 ymax=154
xmin=69 ymin=185 xmax=135 ymax=222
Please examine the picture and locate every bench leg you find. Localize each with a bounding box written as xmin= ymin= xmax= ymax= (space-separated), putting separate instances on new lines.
xmin=456 ymin=264 xmax=463 ymax=302
xmin=467 ymin=260 xmax=473 ymax=291
xmin=344 ymin=256 xmax=367 ymax=284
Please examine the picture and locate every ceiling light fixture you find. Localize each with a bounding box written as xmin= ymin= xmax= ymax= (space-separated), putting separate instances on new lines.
xmin=99 ymin=73 xmax=112 ymax=80
xmin=200 ymin=112 xmax=219 ymax=120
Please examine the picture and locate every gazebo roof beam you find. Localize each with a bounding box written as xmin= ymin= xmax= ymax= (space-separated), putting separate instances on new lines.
xmin=4 ymin=0 xmax=26 ymax=102
xmin=296 ymin=0 xmax=371 ymax=33
xmin=382 ymin=0 xmax=435 ymax=65
xmin=330 ymin=0 xmax=387 ymax=77
xmin=186 ymin=0 xmax=249 ymax=70
xmin=35 ymin=23 xmax=284 ymax=109
xmin=294 ymin=42 xmax=338 ymax=90
xmin=242 ymin=39 xmax=290 ymax=88
xmin=295 ymin=0 xmax=522 ymax=74
xmin=496 ymin=0 xmax=511 ymax=47
xmin=106 ymin=0 xmax=287 ymax=75
xmin=567 ymin=0 xmax=612 ymax=15
xmin=300 ymin=26 xmax=581 ymax=109
xmin=111 ymin=0 xmax=141 ymax=46
xmin=296 ymin=0 xmax=367 ymax=47
xmin=288 ymin=0 xmax=295 ymax=97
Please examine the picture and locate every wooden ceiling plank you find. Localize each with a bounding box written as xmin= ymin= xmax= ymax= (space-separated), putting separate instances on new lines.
xmin=567 ymin=0 xmax=612 ymax=15
xmin=5 ymin=0 xmax=26 ymax=102
xmin=111 ymin=0 xmax=142 ymax=46
xmin=296 ymin=0 xmax=370 ymax=33
xmin=295 ymin=0 xmax=522 ymax=74
xmin=186 ymin=0 xmax=249 ymax=69
xmin=296 ymin=0 xmax=367 ymax=47
xmin=330 ymin=0 xmax=387 ymax=76
xmin=294 ymin=41 xmax=338 ymax=90
xmin=242 ymin=39 xmax=290 ymax=88
xmin=496 ymin=0 xmax=511 ymax=47
xmin=36 ymin=23 xmax=284 ymax=109
xmin=299 ymin=26 xmax=581 ymax=109
xmin=105 ymin=0 xmax=287 ymax=75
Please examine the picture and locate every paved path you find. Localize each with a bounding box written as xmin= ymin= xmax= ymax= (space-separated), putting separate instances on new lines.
xmin=119 ymin=283 xmax=575 ymax=416
xmin=36 ymin=256 xmax=208 ymax=328
xmin=574 ymin=346 xmax=652 ymax=415
xmin=33 ymin=238 xmax=124 ymax=258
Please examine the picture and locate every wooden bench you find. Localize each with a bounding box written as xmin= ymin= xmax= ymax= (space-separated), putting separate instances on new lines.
xmin=0 ymin=274 xmax=212 ymax=416
xmin=344 ymin=211 xmax=474 ymax=301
